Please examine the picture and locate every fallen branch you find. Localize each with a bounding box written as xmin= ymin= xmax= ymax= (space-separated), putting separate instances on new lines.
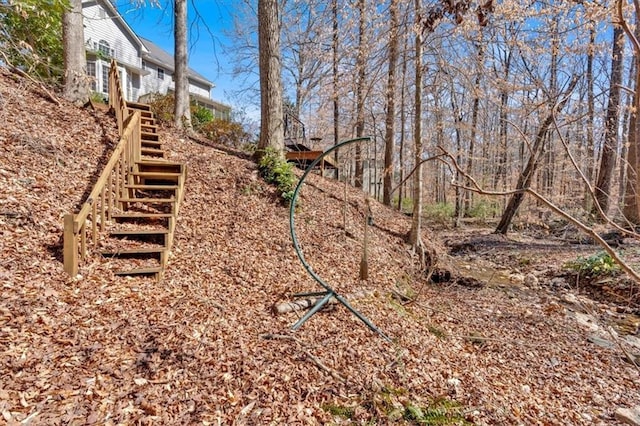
xmin=261 ymin=334 xmax=347 ymax=382
xmin=273 ymin=289 xmax=377 ymax=314
xmin=0 ymin=51 xmax=61 ymax=106
xmin=437 ymin=147 xmax=640 ymax=286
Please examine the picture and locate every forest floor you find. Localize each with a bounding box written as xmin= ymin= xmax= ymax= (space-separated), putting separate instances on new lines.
xmin=1 ymin=67 xmax=640 ymax=425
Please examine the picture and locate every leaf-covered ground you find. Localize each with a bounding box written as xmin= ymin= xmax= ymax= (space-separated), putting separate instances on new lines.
xmin=1 ymin=67 xmax=639 ymax=425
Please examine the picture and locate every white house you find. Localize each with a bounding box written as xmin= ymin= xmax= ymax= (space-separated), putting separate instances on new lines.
xmin=81 ymin=0 xmax=231 ymax=120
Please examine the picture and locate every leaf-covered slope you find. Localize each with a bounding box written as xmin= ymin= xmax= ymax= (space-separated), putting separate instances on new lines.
xmin=1 ymin=67 xmax=639 ymax=425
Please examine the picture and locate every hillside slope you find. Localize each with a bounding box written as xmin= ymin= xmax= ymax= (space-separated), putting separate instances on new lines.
xmin=1 ymin=68 xmax=639 ymax=425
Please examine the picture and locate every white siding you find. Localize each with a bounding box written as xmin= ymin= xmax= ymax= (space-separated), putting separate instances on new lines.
xmin=82 ymin=2 xmax=142 ymax=68
xmin=82 ymin=0 xmax=222 ymax=109
xmin=141 ymin=60 xmax=174 ymax=95
xmin=188 ymin=80 xmax=211 ymax=98
xmin=141 ymin=60 xmax=212 ymax=100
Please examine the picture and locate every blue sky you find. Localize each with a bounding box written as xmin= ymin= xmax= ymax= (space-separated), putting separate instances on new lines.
xmin=115 ymin=1 xmax=259 ymax=121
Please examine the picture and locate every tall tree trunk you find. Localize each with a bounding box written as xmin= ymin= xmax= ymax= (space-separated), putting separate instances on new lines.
xmin=397 ymin=29 xmax=409 ymax=212
xmin=258 ymin=0 xmax=284 ymax=154
xmin=174 ymin=0 xmax=192 ymax=130
xmin=465 ymin=40 xmax=483 ymax=215
xmin=332 ymin=0 xmax=340 ymax=178
xmin=452 ymin=93 xmax=463 ymax=226
xmin=594 ymin=25 xmax=624 ymax=216
xmin=493 ymin=49 xmax=511 ymax=192
xmin=383 ymin=0 xmax=399 ymax=206
xmin=62 ymin=0 xmax=90 ymax=106
xmin=619 ymin=59 xmax=635 ymax=207
xmin=584 ymin=26 xmax=596 ymax=210
xmin=495 ymin=77 xmax=578 ymax=234
xmin=354 ymin=0 xmax=366 ymax=189
xmin=408 ymin=0 xmax=423 ymax=248
xmin=621 ymin=2 xmax=640 ymax=223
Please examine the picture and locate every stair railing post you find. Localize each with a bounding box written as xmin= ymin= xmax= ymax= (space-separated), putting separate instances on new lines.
xmin=63 ymin=214 xmax=78 ymax=276
xmin=133 ymin=112 xmax=141 ymax=165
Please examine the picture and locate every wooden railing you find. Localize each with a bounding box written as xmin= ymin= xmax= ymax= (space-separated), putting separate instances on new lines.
xmin=63 ymin=60 xmax=141 ymax=276
xmin=108 ymin=59 xmax=129 ymax=134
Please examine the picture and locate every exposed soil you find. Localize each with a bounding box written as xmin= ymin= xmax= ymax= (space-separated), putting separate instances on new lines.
xmin=1 ymin=67 xmax=639 ymax=425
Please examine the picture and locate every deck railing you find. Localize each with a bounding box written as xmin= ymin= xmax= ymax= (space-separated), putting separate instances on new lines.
xmin=63 ymin=60 xmax=141 ymax=276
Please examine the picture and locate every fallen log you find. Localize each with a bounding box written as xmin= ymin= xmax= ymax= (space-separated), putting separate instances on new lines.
xmin=273 ymin=289 xmax=378 ymax=314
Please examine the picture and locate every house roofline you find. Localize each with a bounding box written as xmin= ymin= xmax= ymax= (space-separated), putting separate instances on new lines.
xmin=139 ymin=37 xmax=213 ymax=89
xmin=82 ymin=0 xmax=149 ymax=54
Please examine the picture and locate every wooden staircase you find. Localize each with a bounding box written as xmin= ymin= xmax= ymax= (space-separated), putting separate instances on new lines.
xmin=63 ymin=60 xmax=186 ymax=282
xmin=98 ymin=102 xmax=186 ymax=280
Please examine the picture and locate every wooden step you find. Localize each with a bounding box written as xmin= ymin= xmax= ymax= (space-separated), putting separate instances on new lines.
xmin=111 ymin=212 xmax=174 ymax=219
xmin=137 ymin=162 xmax=184 ymax=174
xmin=110 ymin=229 xmax=168 ymax=236
xmin=118 ymin=197 xmax=175 ymax=204
xmin=141 ymin=140 xmax=163 ymax=148
xmin=114 ymin=267 xmax=162 ymax=277
xmin=124 ymin=184 xmax=179 ymax=191
xmin=142 ymin=131 xmax=159 ymax=141
xmin=141 ymin=124 xmax=158 ymax=133
xmin=132 ymin=171 xmax=182 ymax=179
xmin=128 ymin=109 xmax=154 ymax=120
xmin=101 ymin=247 xmax=165 ymax=256
xmin=126 ymin=101 xmax=151 ymax=111
xmin=140 ymin=147 xmax=166 ymax=158
xmin=141 ymin=116 xmax=155 ymax=125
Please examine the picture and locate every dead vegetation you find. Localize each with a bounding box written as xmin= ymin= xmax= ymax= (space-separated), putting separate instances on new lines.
xmin=1 ymin=67 xmax=639 ymax=425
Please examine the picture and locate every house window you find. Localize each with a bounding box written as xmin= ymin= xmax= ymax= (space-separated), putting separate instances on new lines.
xmin=157 ymin=67 xmax=164 ymax=80
xmin=101 ymin=64 xmax=109 ymax=94
xmin=98 ymin=40 xmax=113 ymax=58
xmin=86 ymin=61 xmax=97 ymax=91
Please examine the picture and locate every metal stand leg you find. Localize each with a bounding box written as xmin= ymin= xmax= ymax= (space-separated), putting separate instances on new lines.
xmin=292 ymin=291 xmax=334 ymax=330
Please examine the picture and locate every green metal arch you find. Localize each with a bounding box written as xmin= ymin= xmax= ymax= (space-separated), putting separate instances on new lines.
xmin=288 ymin=137 xmax=390 ymax=340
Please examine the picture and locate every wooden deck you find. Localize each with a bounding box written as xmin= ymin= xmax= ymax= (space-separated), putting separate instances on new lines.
xmin=286 ymin=150 xmax=337 ymax=176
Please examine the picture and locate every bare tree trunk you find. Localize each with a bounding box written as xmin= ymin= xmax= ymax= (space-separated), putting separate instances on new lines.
xmin=594 ymin=25 xmax=624 ymax=216
xmin=584 ymin=26 xmax=596 ymax=210
xmin=258 ymin=0 xmax=284 ymax=154
xmin=354 ymin=0 xmax=366 ymax=189
xmin=383 ymin=0 xmax=399 ymax=206
xmin=619 ymin=59 xmax=635 ymax=207
xmin=465 ymin=40 xmax=483 ymax=215
xmin=397 ymin=30 xmax=409 ymax=212
xmin=174 ymin=0 xmax=192 ymax=130
xmin=621 ymin=3 xmax=640 ymax=223
xmin=495 ymin=77 xmax=578 ymax=234
xmin=452 ymin=93 xmax=463 ymax=226
xmin=62 ymin=0 xmax=90 ymax=106
xmin=408 ymin=0 xmax=423 ymax=248
xmin=493 ymin=49 xmax=511 ymax=192
xmin=332 ymin=0 xmax=340 ymax=178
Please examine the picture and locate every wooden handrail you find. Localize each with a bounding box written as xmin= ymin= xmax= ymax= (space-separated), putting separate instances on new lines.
xmin=64 ymin=60 xmax=142 ymax=276
xmin=73 ymin=112 xmax=141 ymax=231
xmin=108 ymin=59 xmax=129 ymax=133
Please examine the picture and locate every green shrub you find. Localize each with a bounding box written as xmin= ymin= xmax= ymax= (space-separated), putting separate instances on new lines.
xmin=147 ymin=93 xmax=174 ymax=123
xmin=191 ymin=104 xmax=214 ymax=129
xmin=322 ymin=403 xmax=354 ymax=419
xmin=424 ymin=202 xmax=454 ymax=223
xmin=565 ymin=251 xmax=619 ymax=277
xmin=257 ymin=147 xmax=297 ymax=205
xmin=199 ymin=118 xmax=249 ymax=148
xmin=392 ymin=196 xmax=414 ymax=213
xmin=402 ymin=397 xmax=469 ymax=425
xmin=467 ymin=200 xmax=500 ymax=219
xmin=1 ymin=0 xmax=67 ymax=82
xmin=89 ymin=91 xmax=107 ymax=104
